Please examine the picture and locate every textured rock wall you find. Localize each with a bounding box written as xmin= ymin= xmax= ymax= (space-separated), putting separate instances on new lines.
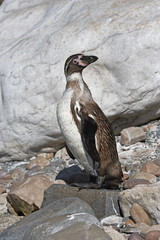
xmin=0 ymin=0 xmax=160 ymax=161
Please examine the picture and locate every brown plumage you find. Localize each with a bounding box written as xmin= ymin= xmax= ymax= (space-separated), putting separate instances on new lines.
xmin=57 ymin=53 xmax=123 ymax=188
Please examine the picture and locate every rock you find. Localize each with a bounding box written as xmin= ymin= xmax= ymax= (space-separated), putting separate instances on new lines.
xmin=103 ymin=226 xmax=126 ymax=240
xmin=0 ymin=186 xmax=6 ymax=194
xmin=153 ymin=159 xmax=160 ymax=166
xmin=119 ymin=143 xmax=155 ymax=171
xmin=0 ymin=193 xmax=7 ymax=214
xmin=7 ymin=175 xmax=52 ymax=215
xmin=24 ymin=166 xmax=43 ymax=177
xmin=0 ymin=0 xmax=160 ymax=162
xmin=140 ymin=161 xmax=160 ymax=177
xmin=26 ymin=157 xmax=50 ymax=170
xmin=101 ymin=215 xmax=123 ymax=226
xmin=130 ymin=203 xmax=152 ymax=226
xmin=121 ymin=127 xmax=146 ymax=146
xmin=24 ymin=213 xmax=110 ymax=240
xmin=0 ymin=170 xmax=8 ymax=177
xmin=9 ymin=167 xmax=26 ymax=180
xmin=143 ymin=123 xmax=158 ymax=132
xmin=119 ymin=182 xmax=160 ymax=224
xmin=125 ymin=219 xmax=135 ymax=227
xmin=123 ymin=179 xmax=150 ymax=189
xmin=0 ymin=214 xmax=23 ymax=233
xmin=42 ymin=184 xmax=120 ymax=219
xmin=145 ymin=224 xmax=160 ymax=233
xmin=54 ymin=147 xmax=70 ymax=160
xmin=145 ymin=231 xmax=160 ymax=240
xmin=0 ymin=197 xmax=96 ymax=240
xmin=133 ymin=172 xmax=157 ymax=183
xmin=53 ymin=179 xmax=66 ymax=185
xmin=128 ymin=233 xmax=144 ymax=240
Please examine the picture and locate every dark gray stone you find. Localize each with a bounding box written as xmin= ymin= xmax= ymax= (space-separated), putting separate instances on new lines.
xmin=0 ymin=197 xmax=94 ymax=240
xmin=42 ymin=184 xmax=120 ymax=219
xmin=23 ymin=213 xmax=112 ymax=240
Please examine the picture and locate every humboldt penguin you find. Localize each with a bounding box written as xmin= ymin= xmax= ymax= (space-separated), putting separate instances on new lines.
xmin=56 ymin=53 xmax=123 ymax=188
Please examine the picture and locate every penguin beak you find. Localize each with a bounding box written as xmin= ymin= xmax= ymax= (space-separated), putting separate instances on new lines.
xmin=81 ymin=55 xmax=98 ymax=65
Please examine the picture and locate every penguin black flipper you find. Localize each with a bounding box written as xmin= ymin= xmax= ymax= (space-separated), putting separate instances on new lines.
xmin=76 ymin=107 xmax=100 ymax=170
xmin=65 ymin=144 xmax=75 ymax=159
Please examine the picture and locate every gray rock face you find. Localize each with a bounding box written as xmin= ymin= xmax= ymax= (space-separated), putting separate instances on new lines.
xmin=42 ymin=184 xmax=120 ymax=219
xmin=23 ymin=213 xmax=111 ymax=240
xmin=0 ymin=0 xmax=160 ymax=161
xmin=0 ymin=197 xmax=96 ymax=240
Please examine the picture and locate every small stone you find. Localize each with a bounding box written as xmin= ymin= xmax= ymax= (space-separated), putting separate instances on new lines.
xmin=143 ymin=123 xmax=157 ymax=132
xmin=0 ymin=193 xmax=8 ymax=214
xmin=153 ymin=159 xmax=160 ymax=166
xmin=130 ymin=203 xmax=152 ymax=226
xmin=54 ymin=147 xmax=70 ymax=160
xmin=125 ymin=219 xmax=135 ymax=227
xmin=123 ymin=179 xmax=150 ymax=189
xmin=128 ymin=233 xmax=144 ymax=240
xmin=100 ymin=215 xmax=123 ymax=226
xmin=37 ymin=152 xmax=54 ymax=160
xmin=0 ymin=169 xmax=8 ymax=177
xmin=140 ymin=161 xmax=160 ymax=176
xmin=103 ymin=226 xmax=127 ymax=240
xmin=133 ymin=172 xmax=157 ymax=183
xmin=145 ymin=231 xmax=160 ymax=240
xmin=26 ymin=156 xmax=50 ymax=170
xmin=121 ymin=127 xmax=146 ymax=146
xmin=0 ymin=186 xmax=6 ymax=194
xmin=53 ymin=179 xmax=66 ymax=185
xmin=9 ymin=167 xmax=26 ymax=180
xmin=25 ymin=166 xmax=43 ymax=177
xmin=145 ymin=224 xmax=160 ymax=234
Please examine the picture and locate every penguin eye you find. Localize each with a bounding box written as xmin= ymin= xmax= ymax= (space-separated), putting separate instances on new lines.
xmin=73 ymin=59 xmax=78 ymax=65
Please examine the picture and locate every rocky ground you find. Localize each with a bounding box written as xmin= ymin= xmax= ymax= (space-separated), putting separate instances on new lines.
xmin=0 ymin=120 xmax=160 ymax=240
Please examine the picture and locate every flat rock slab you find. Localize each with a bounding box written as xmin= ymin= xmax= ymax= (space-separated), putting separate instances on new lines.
xmin=42 ymin=184 xmax=120 ymax=219
xmin=0 ymin=197 xmax=95 ymax=240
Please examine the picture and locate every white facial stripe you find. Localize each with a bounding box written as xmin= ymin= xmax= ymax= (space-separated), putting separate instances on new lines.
xmin=74 ymin=55 xmax=88 ymax=67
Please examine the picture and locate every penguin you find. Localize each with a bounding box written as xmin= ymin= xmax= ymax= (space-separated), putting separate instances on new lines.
xmin=56 ymin=53 xmax=123 ymax=189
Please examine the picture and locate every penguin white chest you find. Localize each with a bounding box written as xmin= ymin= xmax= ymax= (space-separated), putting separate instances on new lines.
xmin=57 ymin=89 xmax=97 ymax=176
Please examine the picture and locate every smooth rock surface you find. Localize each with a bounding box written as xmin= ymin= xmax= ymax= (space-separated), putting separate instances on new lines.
xmin=133 ymin=172 xmax=157 ymax=183
xmin=103 ymin=226 xmax=126 ymax=240
xmin=7 ymin=175 xmax=52 ymax=215
xmin=119 ymin=182 xmax=160 ymax=224
xmin=42 ymin=184 xmax=120 ymax=219
xmin=121 ymin=127 xmax=146 ymax=146
xmin=145 ymin=231 xmax=160 ymax=240
xmin=0 ymin=0 xmax=160 ymax=161
xmin=23 ymin=213 xmax=111 ymax=240
xmin=130 ymin=203 xmax=152 ymax=226
xmin=0 ymin=197 xmax=95 ymax=240
xmin=128 ymin=233 xmax=144 ymax=240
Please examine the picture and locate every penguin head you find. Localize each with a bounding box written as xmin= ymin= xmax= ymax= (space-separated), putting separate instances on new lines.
xmin=64 ymin=53 xmax=98 ymax=77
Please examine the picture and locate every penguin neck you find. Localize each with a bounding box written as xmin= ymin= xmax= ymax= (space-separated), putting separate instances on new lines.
xmin=66 ymin=72 xmax=85 ymax=92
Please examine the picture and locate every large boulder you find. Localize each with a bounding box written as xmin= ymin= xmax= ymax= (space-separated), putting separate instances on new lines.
xmin=0 ymin=197 xmax=102 ymax=240
xmin=0 ymin=0 xmax=160 ymax=161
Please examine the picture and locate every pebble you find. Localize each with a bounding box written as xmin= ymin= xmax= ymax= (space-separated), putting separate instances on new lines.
xmin=123 ymin=178 xmax=150 ymax=189
xmin=120 ymin=127 xmax=146 ymax=146
xmin=140 ymin=161 xmax=160 ymax=176
xmin=128 ymin=233 xmax=144 ymax=240
xmin=133 ymin=172 xmax=157 ymax=183
xmin=145 ymin=231 xmax=160 ymax=240
xmin=130 ymin=203 xmax=152 ymax=226
xmin=103 ymin=226 xmax=127 ymax=240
